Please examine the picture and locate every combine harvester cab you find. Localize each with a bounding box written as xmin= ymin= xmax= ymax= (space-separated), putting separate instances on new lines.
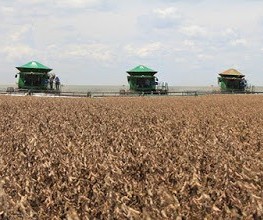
xmin=218 ymin=68 xmax=248 ymax=93
xmin=15 ymin=61 xmax=53 ymax=91
xmin=126 ymin=65 xmax=168 ymax=95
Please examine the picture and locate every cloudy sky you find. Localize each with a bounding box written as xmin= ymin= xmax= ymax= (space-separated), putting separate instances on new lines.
xmin=1 ymin=0 xmax=263 ymax=86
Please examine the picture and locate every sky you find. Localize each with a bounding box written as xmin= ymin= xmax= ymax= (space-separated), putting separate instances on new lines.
xmin=1 ymin=0 xmax=263 ymax=86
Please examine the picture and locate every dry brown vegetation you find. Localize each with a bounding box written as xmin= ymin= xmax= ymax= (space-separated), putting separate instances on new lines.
xmin=0 ymin=95 xmax=262 ymax=219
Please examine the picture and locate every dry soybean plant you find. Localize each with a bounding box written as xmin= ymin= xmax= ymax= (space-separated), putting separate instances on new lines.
xmin=0 ymin=95 xmax=262 ymax=219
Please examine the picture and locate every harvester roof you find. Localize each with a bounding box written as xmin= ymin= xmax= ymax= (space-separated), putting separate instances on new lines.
xmin=16 ymin=61 xmax=52 ymax=73
xmin=219 ymin=69 xmax=245 ymax=78
xmin=127 ymin=65 xmax=157 ymax=76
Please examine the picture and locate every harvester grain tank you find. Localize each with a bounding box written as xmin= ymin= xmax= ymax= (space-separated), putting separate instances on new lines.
xmin=15 ymin=61 xmax=52 ymax=90
xmin=218 ymin=69 xmax=247 ymax=91
xmin=126 ymin=65 xmax=168 ymax=94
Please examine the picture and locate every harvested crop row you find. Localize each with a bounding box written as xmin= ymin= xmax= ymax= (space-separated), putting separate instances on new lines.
xmin=0 ymin=95 xmax=262 ymax=219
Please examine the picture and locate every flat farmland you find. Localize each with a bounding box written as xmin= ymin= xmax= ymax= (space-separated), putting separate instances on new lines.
xmin=0 ymin=95 xmax=262 ymax=219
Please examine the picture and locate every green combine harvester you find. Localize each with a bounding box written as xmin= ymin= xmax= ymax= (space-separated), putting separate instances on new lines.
xmin=15 ymin=61 xmax=52 ymax=90
xmin=218 ymin=69 xmax=247 ymax=92
xmin=126 ymin=65 xmax=168 ymax=94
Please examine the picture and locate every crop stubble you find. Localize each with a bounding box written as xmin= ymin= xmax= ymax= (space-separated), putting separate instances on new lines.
xmin=0 ymin=95 xmax=262 ymax=219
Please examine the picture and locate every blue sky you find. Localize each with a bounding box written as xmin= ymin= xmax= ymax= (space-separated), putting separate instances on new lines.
xmin=1 ymin=0 xmax=263 ymax=86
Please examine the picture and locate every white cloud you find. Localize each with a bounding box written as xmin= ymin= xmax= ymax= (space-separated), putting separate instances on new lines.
xmin=179 ymin=25 xmax=208 ymax=37
xmin=55 ymin=0 xmax=102 ymax=8
xmin=62 ymin=43 xmax=114 ymax=62
xmin=183 ymin=40 xmax=195 ymax=47
xmin=231 ymin=38 xmax=248 ymax=46
xmin=174 ymin=57 xmax=187 ymax=63
xmin=2 ymin=45 xmax=34 ymax=60
xmin=17 ymin=0 xmax=47 ymax=3
xmin=138 ymin=6 xmax=182 ymax=30
xmin=10 ymin=25 xmax=31 ymax=41
xmin=222 ymin=28 xmax=238 ymax=38
xmin=197 ymin=54 xmax=213 ymax=61
xmin=0 ymin=6 xmax=15 ymax=14
xmin=153 ymin=7 xmax=179 ymax=19
xmin=124 ymin=42 xmax=162 ymax=57
xmin=178 ymin=40 xmax=202 ymax=53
